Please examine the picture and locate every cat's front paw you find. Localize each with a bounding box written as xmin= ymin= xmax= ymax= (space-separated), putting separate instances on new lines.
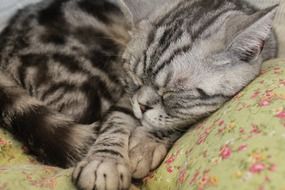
xmin=129 ymin=128 xmax=168 ymax=179
xmin=72 ymin=156 xmax=131 ymax=190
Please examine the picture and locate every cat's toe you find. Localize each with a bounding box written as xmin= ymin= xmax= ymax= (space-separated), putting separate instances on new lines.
xmin=150 ymin=144 xmax=168 ymax=169
xmin=130 ymin=140 xmax=167 ymax=179
xmin=72 ymin=157 xmax=131 ymax=190
xmin=72 ymin=160 xmax=97 ymax=190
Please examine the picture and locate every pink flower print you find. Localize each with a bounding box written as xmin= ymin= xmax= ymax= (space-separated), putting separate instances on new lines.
xmin=219 ymin=145 xmax=232 ymax=159
xmin=216 ymin=127 xmax=226 ymax=135
xmin=259 ymin=185 xmax=265 ymax=190
xmin=218 ymin=120 xmax=224 ymax=126
xmin=276 ymin=111 xmax=285 ymax=119
xmin=269 ymin=164 xmax=277 ymax=172
xmin=274 ymin=67 xmax=282 ymax=74
xmin=198 ymin=175 xmax=209 ymax=190
xmin=167 ymin=166 xmax=173 ymax=173
xmin=189 ymin=171 xmax=200 ymax=185
xmin=259 ymin=100 xmax=270 ymax=107
xmin=0 ymin=138 xmax=7 ymax=145
xmin=265 ymin=90 xmax=275 ymax=99
xmin=178 ymin=169 xmax=187 ymax=183
xmin=265 ymin=90 xmax=274 ymax=96
xmin=251 ymin=91 xmax=260 ymax=99
xmin=197 ymin=134 xmax=207 ymax=145
xmin=237 ymin=144 xmax=247 ymax=152
xmin=259 ymin=90 xmax=275 ymax=107
xmin=265 ymin=176 xmax=271 ymax=182
xmin=197 ymin=170 xmax=212 ymax=190
xmin=239 ymin=128 xmax=245 ymax=134
xmin=280 ymin=79 xmax=285 ymax=86
xmin=217 ymin=127 xmax=225 ymax=134
xmin=201 ymin=175 xmax=208 ymax=184
xmin=165 ymin=154 xmax=176 ymax=164
xmin=251 ymin=125 xmax=261 ymax=134
xmin=197 ymin=128 xmax=211 ymax=145
xmin=249 ymin=163 xmax=265 ymax=174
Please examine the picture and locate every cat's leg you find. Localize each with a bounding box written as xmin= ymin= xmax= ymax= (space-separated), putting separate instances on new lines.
xmin=72 ymin=95 xmax=138 ymax=190
xmin=0 ymin=71 xmax=97 ymax=167
xmin=129 ymin=128 xmax=180 ymax=179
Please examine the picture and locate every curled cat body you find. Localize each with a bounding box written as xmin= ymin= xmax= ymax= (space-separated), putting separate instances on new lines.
xmin=0 ymin=0 xmax=278 ymax=189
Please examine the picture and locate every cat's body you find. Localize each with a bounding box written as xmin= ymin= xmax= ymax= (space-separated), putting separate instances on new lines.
xmin=0 ymin=0 xmax=132 ymax=167
xmin=0 ymin=0 xmax=278 ymax=189
xmin=0 ymin=0 xmax=130 ymax=124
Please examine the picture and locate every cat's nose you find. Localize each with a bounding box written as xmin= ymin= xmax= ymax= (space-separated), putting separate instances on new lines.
xmin=139 ymin=103 xmax=152 ymax=113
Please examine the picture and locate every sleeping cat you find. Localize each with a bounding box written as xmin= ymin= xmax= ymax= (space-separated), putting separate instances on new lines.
xmin=0 ymin=0 xmax=278 ymax=189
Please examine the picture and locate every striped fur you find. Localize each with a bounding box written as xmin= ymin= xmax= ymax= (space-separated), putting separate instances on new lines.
xmin=0 ymin=0 xmax=278 ymax=190
xmin=124 ymin=0 xmax=278 ymax=130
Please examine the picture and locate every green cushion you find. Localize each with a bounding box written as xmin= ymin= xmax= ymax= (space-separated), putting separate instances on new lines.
xmin=1 ymin=58 xmax=285 ymax=189
xmin=0 ymin=130 xmax=75 ymax=190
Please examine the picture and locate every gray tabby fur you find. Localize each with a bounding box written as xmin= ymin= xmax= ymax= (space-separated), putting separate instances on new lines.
xmin=0 ymin=0 xmax=278 ymax=189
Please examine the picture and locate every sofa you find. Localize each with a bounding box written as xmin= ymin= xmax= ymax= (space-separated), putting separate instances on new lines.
xmin=0 ymin=0 xmax=285 ymax=189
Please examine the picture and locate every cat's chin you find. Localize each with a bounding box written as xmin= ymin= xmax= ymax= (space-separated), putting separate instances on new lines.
xmin=141 ymin=118 xmax=176 ymax=130
xmin=141 ymin=119 xmax=161 ymax=130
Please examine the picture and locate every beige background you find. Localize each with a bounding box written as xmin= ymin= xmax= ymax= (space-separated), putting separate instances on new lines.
xmin=0 ymin=0 xmax=284 ymax=56
xmin=0 ymin=0 xmax=41 ymax=30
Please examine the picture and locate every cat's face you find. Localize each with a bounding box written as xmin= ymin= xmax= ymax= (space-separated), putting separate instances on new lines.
xmin=121 ymin=0 xmax=277 ymax=130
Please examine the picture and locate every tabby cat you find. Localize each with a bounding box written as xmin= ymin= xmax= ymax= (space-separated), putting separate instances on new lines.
xmin=0 ymin=0 xmax=278 ymax=189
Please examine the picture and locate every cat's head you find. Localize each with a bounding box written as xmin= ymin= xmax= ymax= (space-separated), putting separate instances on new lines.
xmin=120 ymin=0 xmax=278 ymax=130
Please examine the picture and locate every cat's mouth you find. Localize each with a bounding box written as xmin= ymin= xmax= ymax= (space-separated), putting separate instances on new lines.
xmin=141 ymin=119 xmax=158 ymax=129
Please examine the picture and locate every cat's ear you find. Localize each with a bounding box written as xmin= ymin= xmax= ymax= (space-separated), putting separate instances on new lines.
xmin=227 ymin=5 xmax=278 ymax=62
xmin=119 ymin=0 xmax=166 ymax=24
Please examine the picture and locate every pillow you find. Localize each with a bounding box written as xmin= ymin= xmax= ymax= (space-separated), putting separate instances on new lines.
xmin=143 ymin=58 xmax=285 ymax=190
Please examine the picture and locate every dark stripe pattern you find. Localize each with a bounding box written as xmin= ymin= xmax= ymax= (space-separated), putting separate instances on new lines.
xmin=0 ymin=0 xmax=130 ymax=167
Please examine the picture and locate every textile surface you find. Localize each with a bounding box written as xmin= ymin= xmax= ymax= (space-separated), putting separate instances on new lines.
xmin=0 ymin=0 xmax=285 ymax=189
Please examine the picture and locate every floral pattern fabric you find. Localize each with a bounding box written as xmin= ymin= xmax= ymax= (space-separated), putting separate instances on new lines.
xmin=0 ymin=59 xmax=285 ymax=190
xmin=0 ymin=130 xmax=75 ymax=190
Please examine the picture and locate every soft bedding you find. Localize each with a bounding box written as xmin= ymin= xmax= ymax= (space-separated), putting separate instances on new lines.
xmin=0 ymin=0 xmax=285 ymax=190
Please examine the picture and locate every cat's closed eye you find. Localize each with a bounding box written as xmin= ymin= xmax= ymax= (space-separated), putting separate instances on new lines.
xmin=196 ymin=88 xmax=210 ymax=98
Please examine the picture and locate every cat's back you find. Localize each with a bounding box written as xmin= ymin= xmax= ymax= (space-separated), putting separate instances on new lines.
xmin=0 ymin=0 xmax=131 ymax=124
xmin=0 ymin=0 xmax=130 ymax=59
